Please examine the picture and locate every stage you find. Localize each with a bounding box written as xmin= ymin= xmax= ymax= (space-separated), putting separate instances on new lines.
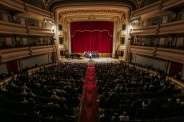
xmin=60 ymin=57 xmax=121 ymax=63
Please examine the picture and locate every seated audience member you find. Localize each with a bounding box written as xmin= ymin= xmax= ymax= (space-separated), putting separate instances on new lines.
xmin=21 ymin=88 xmax=28 ymax=96
xmin=119 ymin=111 xmax=129 ymax=121
xmin=51 ymin=91 xmax=61 ymax=100
xmin=21 ymin=97 xmax=28 ymax=103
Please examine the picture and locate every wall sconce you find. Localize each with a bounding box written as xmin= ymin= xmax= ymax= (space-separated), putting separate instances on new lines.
xmin=44 ymin=18 xmax=54 ymax=25
xmin=51 ymin=25 xmax=55 ymax=33
xmin=130 ymin=17 xmax=140 ymax=24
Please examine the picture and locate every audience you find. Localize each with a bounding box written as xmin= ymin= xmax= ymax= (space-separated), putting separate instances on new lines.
xmin=0 ymin=62 xmax=87 ymax=122
xmin=95 ymin=63 xmax=184 ymax=121
xmin=0 ymin=62 xmax=184 ymax=122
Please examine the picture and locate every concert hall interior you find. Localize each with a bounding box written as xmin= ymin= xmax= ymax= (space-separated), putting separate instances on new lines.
xmin=0 ymin=0 xmax=184 ymax=122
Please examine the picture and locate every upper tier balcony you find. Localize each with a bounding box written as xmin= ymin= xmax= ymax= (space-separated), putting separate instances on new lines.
xmin=129 ymin=46 xmax=155 ymax=57
xmin=131 ymin=1 xmax=160 ymax=18
xmin=129 ymin=46 xmax=184 ymax=64
xmin=0 ymin=21 xmax=53 ymax=36
xmin=0 ymin=0 xmax=53 ymax=19
xmin=131 ymin=25 xmax=158 ymax=36
xmin=159 ymin=20 xmax=184 ymax=35
xmin=28 ymin=26 xmax=53 ymax=36
xmin=0 ymin=20 xmax=27 ymax=35
xmin=0 ymin=0 xmax=25 ymax=12
xmin=131 ymin=20 xmax=184 ymax=36
xmin=132 ymin=0 xmax=184 ymax=18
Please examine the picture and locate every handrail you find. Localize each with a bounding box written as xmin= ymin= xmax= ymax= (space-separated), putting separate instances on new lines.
xmin=129 ymin=64 xmax=159 ymax=76
xmin=167 ymin=76 xmax=184 ymax=90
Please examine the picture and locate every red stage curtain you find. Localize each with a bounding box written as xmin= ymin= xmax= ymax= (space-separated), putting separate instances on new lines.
xmin=71 ymin=21 xmax=113 ymax=53
xmin=170 ymin=62 xmax=183 ymax=76
xmin=6 ymin=60 xmax=18 ymax=74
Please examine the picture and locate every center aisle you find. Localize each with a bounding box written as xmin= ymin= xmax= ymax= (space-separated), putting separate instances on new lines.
xmin=80 ymin=66 xmax=99 ymax=122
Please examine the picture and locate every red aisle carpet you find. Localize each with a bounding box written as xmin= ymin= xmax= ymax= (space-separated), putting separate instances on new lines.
xmin=80 ymin=66 xmax=99 ymax=122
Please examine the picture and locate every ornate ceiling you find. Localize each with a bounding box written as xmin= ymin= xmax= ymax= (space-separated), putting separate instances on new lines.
xmin=20 ymin=0 xmax=148 ymax=22
xmin=47 ymin=0 xmax=139 ymax=12
xmin=21 ymin=0 xmax=142 ymax=12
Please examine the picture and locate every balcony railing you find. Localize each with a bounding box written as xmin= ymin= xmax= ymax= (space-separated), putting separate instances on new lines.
xmin=162 ymin=0 xmax=184 ymax=10
xmin=131 ymin=25 xmax=158 ymax=36
xmin=132 ymin=0 xmax=184 ymax=18
xmin=131 ymin=1 xmax=160 ymax=18
xmin=0 ymin=0 xmax=53 ymax=18
xmin=159 ymin=20 xmax=184 ymax=34
xmin=0 ymin=21 xmax=27 ymax=35
xmin=0 ymin=47 xmax=30 ymax=62
xmin=30 ymin=45 xmax=55 ymax=56
xmin=0 ymin=0 xmax=25 ymax=12
xmin=0 ymin=20 xmax=53 ymax=36
xmin=131 ymin=20 xmax=184 ymax=36
xmin=26 ymin=4 xmax=53 ymax=18
xmin=28 ymin=26 xmax=53 ymax=36
xmin=156 ymin=48 xmax=184 ymax=63
xmin=129 ymin=46 xmax=184 ymax=64
xmin=0 ymin=45 xmax=55 ymax=62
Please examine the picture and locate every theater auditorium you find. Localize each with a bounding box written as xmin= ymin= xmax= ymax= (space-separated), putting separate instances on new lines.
xmin=0 ymin=0 xmax=184 ymax=122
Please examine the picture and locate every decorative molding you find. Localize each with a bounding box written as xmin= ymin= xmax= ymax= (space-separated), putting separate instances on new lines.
xmin=129 ymin=46 xmax=184 ymax=64
xmin=131 ymin=20 xmax=184 ymax=36
xmin=0 ymin=45 xmax=55 ymax=62
xmin=88 ymin=14 xmax=95 ymax=21
xmin=59 ymin=9 xmax=125 ymax=17
xmin=132 ymin=0 xmax=184 ymax=18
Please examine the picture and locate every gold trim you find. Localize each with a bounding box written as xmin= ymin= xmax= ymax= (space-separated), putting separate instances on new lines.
xmin=59 ymin=9 xmax=125 ymax=17
xmin=71 ymin=30 xmax=113 ymax=37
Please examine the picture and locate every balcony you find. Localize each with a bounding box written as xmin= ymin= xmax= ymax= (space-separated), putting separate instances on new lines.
xmin=0 ymin=0 xmax=53 ymax=18
xmin=131 ymin=25 xmax=158 ymax=36
xmin=30 ymin=45 xmax=55 ymax=56
xmin=132 ymin=0 xmax=184 ymax=18
xmin=0 ymin=47 xmax=30 ymax=62
xmin=28 ymin=26 xmax=53 ymax=36
xmin=131 ymin=1 xmax=160 ymax=18
xmin=129 ymin=46 xmax=184 ymax=64
xmin=0 ymin=0 xmax=25 ymax=12
xmin=129 ymin=46 xmax=155 ymax=57
xmin=131 ymin=20 xmax=184 ymax=36
xmin=162 ymin=0 xmax=184 ymax=10
xmin=159 ymin=20 xmax=184 ymax=35
xmin=26 ymin=4 xmax=53 ymax=18
xmin=0 ymin=21 xmax=27 ymax=35
xmin=156 ymin=48 xmax=184 ymax=64
xmin=0 ymin=45 xmax=56 ymax=62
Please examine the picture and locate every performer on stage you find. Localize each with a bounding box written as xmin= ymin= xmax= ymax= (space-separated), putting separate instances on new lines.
xmin=89 ymin=51 xmax=92 ymax=59
xmin=83 ymin=50 xmax=99 ymax=59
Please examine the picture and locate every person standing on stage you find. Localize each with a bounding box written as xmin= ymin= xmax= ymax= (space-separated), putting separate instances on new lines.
xmin=89 ymin=51 xmax=92 ymax=59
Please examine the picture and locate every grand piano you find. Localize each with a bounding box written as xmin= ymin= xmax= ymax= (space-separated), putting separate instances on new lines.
xmin=65 ymin=53 xmax=80 ymax=59
xmin=70 ymin=54 xmax=80 ymax=59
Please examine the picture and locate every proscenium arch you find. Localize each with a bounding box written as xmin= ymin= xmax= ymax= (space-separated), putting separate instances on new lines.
xmin=54 ymin=5 xmax=131 ymax=61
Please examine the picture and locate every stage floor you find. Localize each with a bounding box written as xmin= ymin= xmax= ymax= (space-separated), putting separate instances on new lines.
xmin=60 ymin=57 xmax=120 ymax=63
